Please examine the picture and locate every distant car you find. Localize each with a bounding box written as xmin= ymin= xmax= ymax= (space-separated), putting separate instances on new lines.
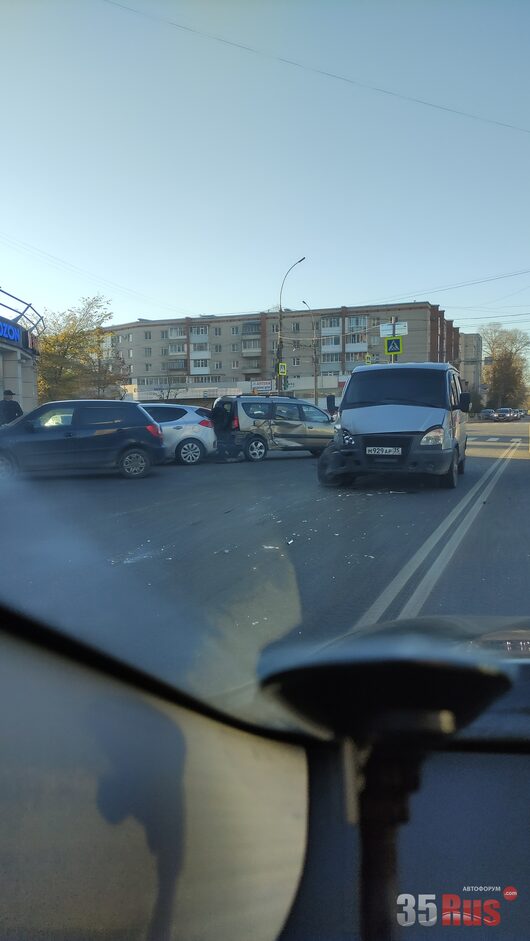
xmin=480 ymin=408 xmax=498 ymax=421
xmin=496 ymin=407 xmax=515 ymax=422
xmin=142 ymin=403 xmax=217 ymax=465
xmin=0 ymin=400 xmax=165 ymax=479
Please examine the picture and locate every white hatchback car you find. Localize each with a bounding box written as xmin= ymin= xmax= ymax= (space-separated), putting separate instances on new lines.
xmin=142 ymin=403 xmax=217 ymax=465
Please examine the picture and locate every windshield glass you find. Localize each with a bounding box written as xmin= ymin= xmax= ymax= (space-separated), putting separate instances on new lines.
xmin=1 ymin=0 xmax=530 ymax=742
xmin=343 ymin=368 xmax=449 ymax=409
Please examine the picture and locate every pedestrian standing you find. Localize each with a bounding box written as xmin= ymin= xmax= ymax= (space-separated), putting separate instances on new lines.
xmin=0 ymin=390 xmax=23 ymax=426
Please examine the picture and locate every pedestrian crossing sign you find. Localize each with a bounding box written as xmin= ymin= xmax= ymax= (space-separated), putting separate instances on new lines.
xmin=385 ymin=336 xmax=403 ymax=355
xmin=278 ymin=362 xmax=287 ymax=376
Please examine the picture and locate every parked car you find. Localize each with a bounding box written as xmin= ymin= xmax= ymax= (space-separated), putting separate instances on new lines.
xmin=318 ymin=362 xmax=470 ymax=489
xmin=211 ymin=395 xmax=335 ymax=462
xmin=0 ymin=400 xmax=165 ymax=479
xmin=479 ymin=408 xmax=498 ymax=421
xmin=141 ymin=403 xmax=216 ymax=465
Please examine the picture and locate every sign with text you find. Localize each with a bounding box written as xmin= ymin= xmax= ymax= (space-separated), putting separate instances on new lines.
xmin=380 ymin=321 xmax=408 ymax=337
xmin=251 ymin=379 xmax=273 ymax=393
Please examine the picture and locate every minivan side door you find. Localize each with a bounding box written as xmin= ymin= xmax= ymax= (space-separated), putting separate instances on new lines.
xmin=270 ymin=402 xmax=305 ymax=449
xmin=13 ymin=405 xmax=78 ymax=469
xmin=300 ymin=404 xmax=334 ymax=451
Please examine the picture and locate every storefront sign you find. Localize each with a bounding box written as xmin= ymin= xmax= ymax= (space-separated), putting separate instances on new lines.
xmin=0 ymin=317 xmax=22 ymax=345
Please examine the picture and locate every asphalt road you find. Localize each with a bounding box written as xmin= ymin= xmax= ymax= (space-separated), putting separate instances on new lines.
xmin=1 ymin=418 xmax=528 ymax=724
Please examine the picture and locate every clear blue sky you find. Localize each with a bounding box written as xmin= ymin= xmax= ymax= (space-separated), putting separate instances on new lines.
xmin=2 ymin=0 xmax=530 ymax=333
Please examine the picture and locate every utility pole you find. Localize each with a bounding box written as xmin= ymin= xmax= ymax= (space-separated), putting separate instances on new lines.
xmin=303 ymin=300 xmax=319 ymax=404
xmin=277 ymin=257 xmax=305 ymax=392
xmin=391 ymin=315 xmax=397 ymax=364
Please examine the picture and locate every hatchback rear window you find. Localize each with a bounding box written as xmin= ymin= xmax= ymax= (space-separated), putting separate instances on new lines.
xmin=145 ymin=406 xmax=187 ymax=422
xmin=343 ymin=368 xmax=449 ymax=410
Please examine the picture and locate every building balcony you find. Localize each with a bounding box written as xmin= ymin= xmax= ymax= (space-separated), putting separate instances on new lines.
xmin=320 ymin=325 xmax=341 ymax=337
xmin=242 ymin=364 xmax=261 ymax=373
xmin=241 ymin=345 xmax=262 ymax=355
xmin=189 ymin=365 xmax=210 ymax=376
xmin=190 ymin=348 xmax=211 ymax=358
xmin=345 ymin=341 xmax=367 ymax=353
xmin=321 ymin=340 xmax=342 ymax=351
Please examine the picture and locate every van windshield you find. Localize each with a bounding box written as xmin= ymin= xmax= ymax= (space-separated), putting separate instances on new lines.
xmin=343 ymin=368 xmax=449 ymax=410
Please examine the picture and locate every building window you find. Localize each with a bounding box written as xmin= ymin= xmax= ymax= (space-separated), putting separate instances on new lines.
xmin=145 ymin=363 xmax=151 ymax=372
xmin=160 ymin=330 xmax=169 ymax=339
xmin=231 ymin=343 xmax=239 ymax=352
xmin=214 ymin=326 xmax=222 ymax=336
xmin=214 ymin=344 xmax=222 ymax=352
xmin=192 ymin=342 xmax=209 ymax=351
xmin=191 ymin=325 xmax=208 ymax=336
xmin=348 ymin=316 xmax=367 ymax=330
xmin=144 ymin=347 xmax=152 ymax=357
xmin=271 ymin=341 xmax=277 ymax=352
xmin=321 ymin=352 xmax=341 ymax=363
xmin=271 ymin=323 xmax=279 ymax=333
xmin=231 ymin=325 xmax=239 ymax=335
xmin=144 ymin=331 xmax=152 ymax=340
xmin=291 ymin=322 xmax=300 ymax=333
xmin=118 ymin=335 xmax=123 ymax=344
xmin=214 ymin=361 xmax=222 ymax=370
xmin=160 ymin=347 xmax=168 ymax=357
xmin=193 ymin=359 xmax=209 ymax=368
xmin=169 ymin=326 xmax=185 ymax=338
xmin=322 ymin=335 xmax=341 ymax=346
xmin=321 ymin=317 xmax=340 ymax=328
xmin=127 ymin=349 xmax=133 ymax=358
xmin=231 ymin=360 xmax=239 ymax=369
xmin=169 ymin=343 xmax=185 ymax=354
xmin=370 ymin=336 xmax=379 ymax=347
xmin=346 ymin=333 xmax=366 ymax=344
xmin=292 ymin=340 xmax=301 ymax=350
xmin=127 ymin=333 xmax=133 ymax=342
xmin=168 ymin=360 xmax=186 ymax=370
xmin=292 ymin=356 xmax=300 ymax=366
xmin=242 ymin=322 xmax=260 ymax=335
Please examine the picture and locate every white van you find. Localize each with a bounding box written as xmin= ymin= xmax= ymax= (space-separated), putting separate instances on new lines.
xmin=318 ymin=362 xmax=470 ymax=489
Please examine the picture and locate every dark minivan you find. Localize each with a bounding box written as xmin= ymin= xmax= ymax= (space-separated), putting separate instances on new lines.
xmin=0 ymin=400 xmax=166 ymax=479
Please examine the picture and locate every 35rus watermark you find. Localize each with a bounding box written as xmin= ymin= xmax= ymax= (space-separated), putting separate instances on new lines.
xmin=396 ymin=887 xmax=518 ymax=927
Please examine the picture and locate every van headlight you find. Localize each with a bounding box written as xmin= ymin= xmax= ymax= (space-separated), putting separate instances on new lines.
xmin=420 ymin=426 xmax=444 ymax=446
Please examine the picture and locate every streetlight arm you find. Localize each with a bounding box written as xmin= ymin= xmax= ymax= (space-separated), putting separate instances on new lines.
xmin=279 ymin=256 xmax=305 ymax=312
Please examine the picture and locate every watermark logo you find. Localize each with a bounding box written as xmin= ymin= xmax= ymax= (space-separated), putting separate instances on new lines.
xmin=396 ymin=887 xmax=517 ymax=927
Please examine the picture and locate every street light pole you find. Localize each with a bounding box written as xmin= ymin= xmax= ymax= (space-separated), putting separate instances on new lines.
xmin=303 ymin=300 xmax=319 ymax=404
xmin=277 ymin=256 xmax=305 ymax=392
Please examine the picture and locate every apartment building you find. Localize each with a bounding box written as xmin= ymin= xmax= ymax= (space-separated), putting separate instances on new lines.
xmin=105 ymin=302 xmax=476 ymax=401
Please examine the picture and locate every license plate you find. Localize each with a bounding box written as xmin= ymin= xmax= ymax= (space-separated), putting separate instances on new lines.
xmin=366 ymin=446 xmax=402 ymax=455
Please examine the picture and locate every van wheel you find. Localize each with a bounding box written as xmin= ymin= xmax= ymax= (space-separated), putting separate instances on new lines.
xmin=442 ymin=450 xmax=458 ymax=489
xmin=244 ymin=437 xmax=267 ymax=462
xmin=176 ymin=439 xmax=205 ymax=465
xmin=119 ymin=448 xmax=151 ymax=478
xmin=317 ymin=446 xmax=355 ymax=488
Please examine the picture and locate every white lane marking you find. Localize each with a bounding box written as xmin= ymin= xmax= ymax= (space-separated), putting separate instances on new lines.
xmin=511 ymin=437 xmax=522 ymax=442
xmin=487 ymin=437 xmax=499 ymax=441
xmin=315 ymin=441 xmax=518 ymax=647
xmin=397 ymin=442 xmax=520 ymax=619
xmin=467 ymin=437 xmax=478 ymax=441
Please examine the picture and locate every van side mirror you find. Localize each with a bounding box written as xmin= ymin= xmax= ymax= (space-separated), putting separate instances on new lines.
xmin=459 ymin=392 xmax=471 ymax=413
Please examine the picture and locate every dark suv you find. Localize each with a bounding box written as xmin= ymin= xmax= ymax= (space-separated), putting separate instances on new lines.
xmin=0 ymin=400 xmax=166 ymax=479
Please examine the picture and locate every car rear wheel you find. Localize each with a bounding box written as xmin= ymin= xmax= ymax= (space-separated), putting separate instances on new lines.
xmin=441 ymin=450 xmax=458 ymax=489
xmin=175 ymin=439 xmax=206 ymax=465
xmin=119 ymin=448 xmax=151 ymax=479
xmin=244 ymin=437 xmax=267 ymax=462
xmin=0 ymin=452 xmax=16 ymax=480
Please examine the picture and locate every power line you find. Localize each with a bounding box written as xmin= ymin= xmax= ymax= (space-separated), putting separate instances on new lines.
xmin=368 ymin=267 xmax=530 ymax=304
xmin=0 ymin=230 xmax=190 ymax=315
xmin=102 ymin=0 xmax=530 ymax=137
